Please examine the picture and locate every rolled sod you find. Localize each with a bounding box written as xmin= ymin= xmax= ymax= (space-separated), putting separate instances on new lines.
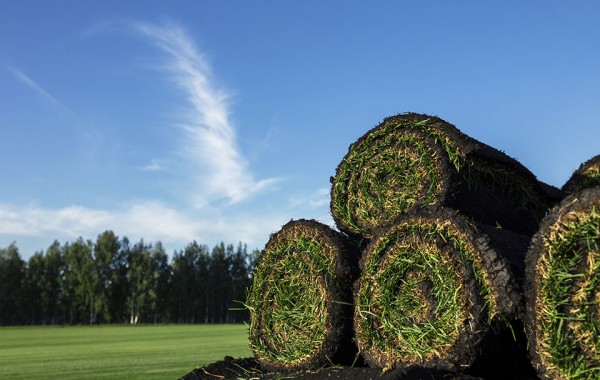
xmin=354 ymin=207 xmax=529 ymax=371
xmin=247 ymin=219 xmax=359 ymax=372
xmin=330 ymin=112 xmax=555 ymax=239
xmin=525 ymin=186 xmax=600 ymax=380
xmin=562 ymin=154 xmax=600 ymax=193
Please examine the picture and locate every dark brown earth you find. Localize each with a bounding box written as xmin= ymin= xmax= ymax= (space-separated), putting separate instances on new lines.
xmin=180 ymin=321 xmax=540 ymax=379
xmin=180 ymin=328 xmax=540 ymax=380
xmin=179 ymin=355 xmax=540 ymax=380
xmin=179 ymin=356 xmax=481 ymax=380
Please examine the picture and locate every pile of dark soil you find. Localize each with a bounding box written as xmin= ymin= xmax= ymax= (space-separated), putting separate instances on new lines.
xmin=179 ymin=355 xmax=487 ymax=380
xmin=180 ymin=343 xmax=540 ymax=380
xmin=181 ymin=321 xmax=538 ymax=379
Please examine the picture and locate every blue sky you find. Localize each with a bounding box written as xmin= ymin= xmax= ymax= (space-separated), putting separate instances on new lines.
xmin=1 ymin=1 xmax=599 ymax=258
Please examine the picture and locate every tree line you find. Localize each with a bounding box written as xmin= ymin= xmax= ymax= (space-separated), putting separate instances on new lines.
xmin=0 ymin=231 xmax=259 ymax=326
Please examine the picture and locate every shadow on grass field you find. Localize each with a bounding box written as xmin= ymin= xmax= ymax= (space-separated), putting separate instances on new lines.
xmin=0 ymin=324 xmax=250 ymax=380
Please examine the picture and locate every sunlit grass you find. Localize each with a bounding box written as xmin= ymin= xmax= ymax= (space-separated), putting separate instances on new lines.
xmin=354 ymin=216 xmax=495 ymax=369
xmin=331 ymin=119 xmax=444 ymax=237
xmin=247 ymin=220 xmax=354 ymax=371
xmin=0 ymin=324 xmax=250 ymax=380
xmin=534 ymin=205 xmax=600 ymax=379
xmin=330 ymin=113 xmax=549 ymax=238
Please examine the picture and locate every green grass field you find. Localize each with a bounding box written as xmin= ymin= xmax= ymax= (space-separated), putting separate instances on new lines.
xmin=0 ymin=324 xmax=251 ymax=379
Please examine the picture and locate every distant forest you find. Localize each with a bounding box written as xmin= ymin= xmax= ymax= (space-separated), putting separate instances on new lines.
xmin=0 ymin=231 xmax=259 ymax=326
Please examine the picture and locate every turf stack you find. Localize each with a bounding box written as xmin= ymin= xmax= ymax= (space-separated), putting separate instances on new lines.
xmin=246 ymin=112 xmax=566 ymax=376
xmin=247 ymin=219 xmax=359 ymax=372
xmin=330 ymin=112 xmax=556 ymax=239
xmin=335 ymin=113 xmax=557 ymax=374
xmin=525 ymin=185 xmax=600 ymax=380
xmin=354 ymin=207 xmax=529 ymax=371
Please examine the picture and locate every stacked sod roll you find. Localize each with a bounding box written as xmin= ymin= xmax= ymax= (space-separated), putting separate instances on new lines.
xmin=354 ymin=207 xmax=529 ymax=371
xmin=331 ymin=113 xmax=559 ymax=372
xmin=330 ymin=112 xmax=556 ymax=238
xmin=247 ymin=219 xmax=359 ymax=371
xmin=525 ymin=169 xmax=600 ymax=380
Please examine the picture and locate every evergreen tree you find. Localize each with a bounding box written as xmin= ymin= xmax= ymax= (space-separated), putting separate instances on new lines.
xmin=44 ymin=241 xmax=66 ymax=324
xmin=111 ymin=237 xmax=131 ymax=323
xmin=229 ymin=243 xmax=252 ymax=322
xmin=208 ymin=243 xmax=231 ymax=323
xmin=0 ymin=243 xmax=26 ymax=325
xmin=149 ymin=241 xmax=170 ymax=323
xmin=94 ymin=231 xmax=121 ymax=323
xmin=170 ymin=242 xmax=207 ymax=323
xmin=24 ymin=251 xmax=45 ymax=324
xmin=196 ymin=247 xmax=210 ymax=323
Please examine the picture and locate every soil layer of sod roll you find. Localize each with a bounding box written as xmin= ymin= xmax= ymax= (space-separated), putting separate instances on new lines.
xmin=525 ymin=186 xmax=600 ymax=380
xmin=354 ymin=207 xmax=529 ymax=371
xmin=562 ymin=154 xmax=600 ymax=194
xmin=331 ymin=112 xmax=556 ymax=239
xmin=248 ymin=219 xmax=359 ymax=372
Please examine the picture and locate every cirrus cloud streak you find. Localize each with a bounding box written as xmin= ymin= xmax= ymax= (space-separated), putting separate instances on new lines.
xmin=134 ymin=22 xmax=281 ymax=206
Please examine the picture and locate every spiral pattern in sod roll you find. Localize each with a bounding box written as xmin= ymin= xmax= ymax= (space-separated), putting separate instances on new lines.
xmin=331 ymin=113 xmax=552 ymax=238
xmin=354 ymin=208 xmax=521 ymax=371
xmin=525 ymin=186 xmax=600 ymax=380
xmin=248 ymin=219 xmax=358 ymax=371
xmin=331 ymin=115 xmax=450 ymax=239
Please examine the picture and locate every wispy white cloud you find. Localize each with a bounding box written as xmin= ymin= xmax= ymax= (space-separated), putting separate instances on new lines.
xmin=0 ymin=202 xmax=285 ymax=253
xmin=134 ymin=22 xmax=280 ymax=206
xmin=9 ymin=67 xmax=74 ymax=116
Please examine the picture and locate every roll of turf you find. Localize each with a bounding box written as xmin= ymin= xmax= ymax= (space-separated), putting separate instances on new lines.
xmin=354 ymin=207 xmax=529 ymax=371
xmin=331 ymin=113 xmax=555 ymax=239
xmin=247 ymin=219 xmax=359 ymax=372
xmin=562 ymin=154 xmax=600 ymax=193
xmin=525 ymin=186 xmax=600 ymax=380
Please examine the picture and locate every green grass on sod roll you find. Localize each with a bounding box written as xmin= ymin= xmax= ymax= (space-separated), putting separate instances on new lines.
xmin=331 ymin=113 xmax=555 ymax=239
xmin=562 ymin=155 xmax=600 ymax=193
xmin=247 ymin=219 xmax=358 ymax=372
xmin=354 ymin=207 xmax=525 ymax=371
xmin=525 ymin=186 xmax=600 ymax=380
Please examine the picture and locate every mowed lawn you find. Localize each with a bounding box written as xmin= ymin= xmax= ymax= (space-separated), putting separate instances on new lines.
xmin=0 ymin=324 xmax=251 ymax=380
